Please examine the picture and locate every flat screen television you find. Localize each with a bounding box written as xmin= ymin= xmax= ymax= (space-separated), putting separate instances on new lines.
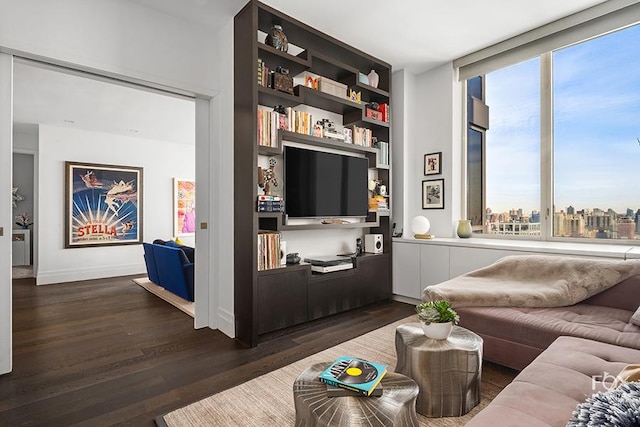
xmin=284 ymin=146 xmax=369 ymax=218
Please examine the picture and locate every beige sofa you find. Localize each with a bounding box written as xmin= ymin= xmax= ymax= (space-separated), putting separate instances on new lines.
xmin=458 ymin=275 xmax=640 ymax=426
xmin=457 ymin=275 xmax=640 ymax=370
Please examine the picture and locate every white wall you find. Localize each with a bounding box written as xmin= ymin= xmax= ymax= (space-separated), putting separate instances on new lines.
xmin=36 ymin=125 xmax=195 ymax=285
xmin=402 ymin=63 xmax=463 ymax=237
xmin=0 ymin=0 xmax=219 ymax=96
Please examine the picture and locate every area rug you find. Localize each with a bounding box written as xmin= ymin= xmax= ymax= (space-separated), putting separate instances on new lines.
xmin=132 ymin=277 xmax=194 ymax=318
xmin=159 ymin=316 xmax=513 ymax=426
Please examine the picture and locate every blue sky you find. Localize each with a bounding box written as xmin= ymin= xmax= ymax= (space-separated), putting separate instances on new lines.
xmin=485 ymin=24 xmax=640 ymax=214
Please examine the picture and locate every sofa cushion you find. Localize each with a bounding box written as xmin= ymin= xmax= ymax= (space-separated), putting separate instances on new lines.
xmin=632 ymin=306 xmax=640 ymax=326
xmin=466 ymin=337 xmax=640 ymax=427
xmin=459 ymin=304 xmax=640 ymax=351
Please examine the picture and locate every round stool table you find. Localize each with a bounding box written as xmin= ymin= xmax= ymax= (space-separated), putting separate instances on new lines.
xmin=293 ymin=362 xmax=419 ymax=426
xmin=394 ymin=324 xmax=482 ymax=417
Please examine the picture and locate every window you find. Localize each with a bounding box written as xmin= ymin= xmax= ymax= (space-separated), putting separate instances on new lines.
xmin=466 ymin=23 xmax=640 ymax=241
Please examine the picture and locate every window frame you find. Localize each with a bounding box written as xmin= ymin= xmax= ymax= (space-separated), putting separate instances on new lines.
xmin=464 ymin=40 xmax=639 ymax=245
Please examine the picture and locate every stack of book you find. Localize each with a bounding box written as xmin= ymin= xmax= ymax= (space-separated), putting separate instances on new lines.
xmin=257 ymin=58 xmax=271 ymax=88
xmin=257 ymin=106 xmax=319 ymax=147
xmin=351 ymin=126 xmax=373 ymax=147
xmin=319 ymin=356 xmax=387 ymax=397
xmin=257 ymin=231 xmax=283 ymax=271
xmin=374 ymin=141 xmax=389 ymax=166
xmin=257 ymin=195 xmax=284 ymax=212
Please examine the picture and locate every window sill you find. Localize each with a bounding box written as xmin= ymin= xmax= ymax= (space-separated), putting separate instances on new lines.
xmin=393 ymin=236 xmax=640 ymax=259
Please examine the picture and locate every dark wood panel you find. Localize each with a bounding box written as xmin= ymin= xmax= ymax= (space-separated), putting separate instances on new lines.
xmin=0 ymin=275 xmax=433 ymax=426
xmin=258 ymin=268 xmax=309 ymax=333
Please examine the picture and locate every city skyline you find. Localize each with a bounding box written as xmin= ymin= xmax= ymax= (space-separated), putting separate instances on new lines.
xmin=484 ymin=23 xmax=640 ymax=214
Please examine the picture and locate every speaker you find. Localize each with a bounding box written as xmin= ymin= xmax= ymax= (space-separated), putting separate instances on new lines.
xmin=364 ymin=234 xmax=383 ymax=254
xmin=280 ymin=241 xmax=287 ymax=265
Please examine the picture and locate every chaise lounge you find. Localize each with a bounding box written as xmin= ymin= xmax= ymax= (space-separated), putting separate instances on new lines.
xmin=423 ymin=255 xmax=640 ymax=426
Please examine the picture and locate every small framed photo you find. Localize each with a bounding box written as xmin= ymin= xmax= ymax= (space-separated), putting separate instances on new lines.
xmin=422 ymin=179 xmax=444 ymax=209
xmin=424 ymin=152 xmax=441 ymax=175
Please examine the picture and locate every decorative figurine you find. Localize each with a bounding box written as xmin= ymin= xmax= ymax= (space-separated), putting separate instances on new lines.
xmin=265 ymin=24 xmax=288 ymax=52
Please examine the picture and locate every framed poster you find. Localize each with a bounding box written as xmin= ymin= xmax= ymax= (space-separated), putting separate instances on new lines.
xmin=174 ymin=178 xmax=196 ymax=236
xmin=424 ymin=152 xmax=441 ymax=175
xmin=65 ymin=161 xmax=143 ymax=248
xmin=422 ymin=179 xmax=444 ymax=209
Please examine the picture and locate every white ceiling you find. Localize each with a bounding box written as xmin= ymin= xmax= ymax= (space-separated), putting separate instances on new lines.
xmin=13 ymin=0 xmax=608 ymax=145
xmin=132 ymin=0 xmax=608 ymax=72
xmin=13 ymin=61 xmax=195 ymax=145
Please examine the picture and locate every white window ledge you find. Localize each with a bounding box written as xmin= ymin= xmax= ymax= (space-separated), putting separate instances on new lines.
xmin=393 ymin=236 xmax=640 ymax=259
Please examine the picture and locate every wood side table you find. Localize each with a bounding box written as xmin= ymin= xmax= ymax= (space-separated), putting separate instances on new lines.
xmin=395 ymin=323 xmax=482 ymax=417
xmin=293 ymin=362 xmax=419 ymax=426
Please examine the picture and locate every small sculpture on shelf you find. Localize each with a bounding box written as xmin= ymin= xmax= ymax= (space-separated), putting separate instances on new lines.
xmin=265 ymin=24 xmax=288 ymax=52
xmin=258 ymin=157 xmax=278 ymax=196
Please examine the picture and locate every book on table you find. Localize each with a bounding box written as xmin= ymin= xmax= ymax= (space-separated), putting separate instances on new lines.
xmin=318 ymin=356 xmax=387 ymax=396
xmin=326 ymin=384 xmax=383 ymax=397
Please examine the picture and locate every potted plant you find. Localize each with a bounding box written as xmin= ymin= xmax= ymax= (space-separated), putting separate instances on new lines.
xmin=416 ymin=300 xmax=460 ymax=340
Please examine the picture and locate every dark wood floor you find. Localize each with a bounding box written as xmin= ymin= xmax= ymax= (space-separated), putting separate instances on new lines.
xmin=1 ymin=276 xmax=420 ymax=426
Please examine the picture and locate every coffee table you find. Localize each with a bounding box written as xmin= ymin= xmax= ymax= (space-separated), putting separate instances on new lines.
xmin=395 ymin=323 xmax=482 ymax=417
xmin=293 ymin=362 xmax=419 ymax=426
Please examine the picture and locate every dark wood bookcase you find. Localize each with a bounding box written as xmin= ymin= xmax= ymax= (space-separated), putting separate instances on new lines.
xmin=234 ymin=0 xmax=393 ymax=346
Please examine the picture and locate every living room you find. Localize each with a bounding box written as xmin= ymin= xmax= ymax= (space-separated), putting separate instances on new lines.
xmin=1 ymin=0 xmax=639 ymax=425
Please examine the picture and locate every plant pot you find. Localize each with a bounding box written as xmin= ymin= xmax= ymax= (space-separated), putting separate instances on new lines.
xmin=421 ymin=321 xmax=453 ymax=340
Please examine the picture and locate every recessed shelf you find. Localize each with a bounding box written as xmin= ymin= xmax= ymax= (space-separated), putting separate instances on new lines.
xmin=340 ymin=74 xmax=390 ymax=103
xmin=279 ymin=130 xmax=378 ymax=155
xmin=257 ymin=43 xmax=310 ymax=76
xmin=294 ymin=85 xmax=362 ymax=115
xmin=258 ymin=86 xmax=302 ymax=109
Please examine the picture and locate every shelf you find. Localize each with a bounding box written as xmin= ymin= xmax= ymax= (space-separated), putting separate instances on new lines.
xmin=343 ymin=110 xmax=390 ymax=130
xmin=308 ymin=51 xmax=359 ymax=83
xmin=258 ymin=145 xmax=281 ymax=156
xmin=258 ymin=86 xmax=302 ymax=109
xmin=294 ymin=85 xmax=362 ymax=115
xmin=257 ymin=43 xmax=310 ymax=76
xmin=340 ymin=74 xmax=390 ymax=103
xmin=279 ymin=130 xmax=377 ymax=155
xmin=258 ymin=211 xmax=380 ymax=231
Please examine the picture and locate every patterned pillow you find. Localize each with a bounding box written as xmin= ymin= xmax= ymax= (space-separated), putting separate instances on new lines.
xmin=632 ymin=306 xmax=640 ymax=326
xmin=567 ymin=382 xmax=640 ymax=426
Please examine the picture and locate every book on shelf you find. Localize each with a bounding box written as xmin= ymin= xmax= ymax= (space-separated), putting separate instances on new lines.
xmin=351 ymin=126 xmax=373 ymax=147
xmin=326 ymin=384 xmax=383 ymax=397
xmin=318 ymin=356 xmax=387 ymax=396
xmin=374 ymin=141 xmax=389 ymax=166
xmin=257 ymin=231 xmax=283 ymax=271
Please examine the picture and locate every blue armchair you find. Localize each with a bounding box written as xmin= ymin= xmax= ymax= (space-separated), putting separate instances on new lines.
xmin=143 ymin=242 xmax=194 ymax=301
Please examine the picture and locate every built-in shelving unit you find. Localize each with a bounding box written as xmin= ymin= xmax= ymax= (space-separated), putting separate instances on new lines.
xmin=234 ymin=0 xmax=392 ymax=346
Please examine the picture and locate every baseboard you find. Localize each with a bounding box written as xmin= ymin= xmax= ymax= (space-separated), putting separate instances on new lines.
xmin=217 ymin=307 xmax=235 ymax=338
xmin=392 ymin=294 xmax=421 ymax=305
xmin=36 ymin=263 xmax=146 ymax=285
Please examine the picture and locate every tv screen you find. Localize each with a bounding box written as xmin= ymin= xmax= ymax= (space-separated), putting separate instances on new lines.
xmin=284 ymin=146 xmax=369 ymax=218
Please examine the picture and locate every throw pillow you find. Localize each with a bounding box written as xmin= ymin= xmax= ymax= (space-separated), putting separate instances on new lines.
xmin=567 ymin=382 xmax=640 ymax=426
xmin=632 ymin=306 xmax=640 ymax=326
xmin=613 ymin=364 xmax=640 ymax=389
xmin=174 ymin=237 xmax=185 ymax=245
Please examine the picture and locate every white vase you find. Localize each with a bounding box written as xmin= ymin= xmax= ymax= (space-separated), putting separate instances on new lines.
xmin=421 ymin=322 xmax=453 ymax=340
xmin=367 ymin=69 xmax=379 ymax=88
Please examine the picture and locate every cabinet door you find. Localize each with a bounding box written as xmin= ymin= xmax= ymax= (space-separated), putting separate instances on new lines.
xmin=355 ymin=254 xmax=391 ymax=304
xmin=258 ymin=269 xmax=308 ymax=334
xmin=449 ymin=247 xmax=537 ymax=278
xmin=308 ymin=271 xmax=356 ymax=320
xmin=392 ymin=242 xmax=421 ymax=299
xmin=420 ymin=245 xmax=450 ymax=294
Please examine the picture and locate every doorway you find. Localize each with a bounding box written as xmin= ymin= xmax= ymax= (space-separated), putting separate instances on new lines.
xmin=11 ymin=58 xmax=196 ymax=288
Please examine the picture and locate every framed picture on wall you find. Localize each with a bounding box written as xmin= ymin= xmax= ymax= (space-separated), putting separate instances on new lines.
xmin=424 ymin=152 xmax=442 ymax=175
xmin=64 ymin=161 xmax=143 ymax=248
xmin=173 ymin=178 xmax=196 ymax=237
xmin=422 ymin=179 xmax=444 ymax=209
